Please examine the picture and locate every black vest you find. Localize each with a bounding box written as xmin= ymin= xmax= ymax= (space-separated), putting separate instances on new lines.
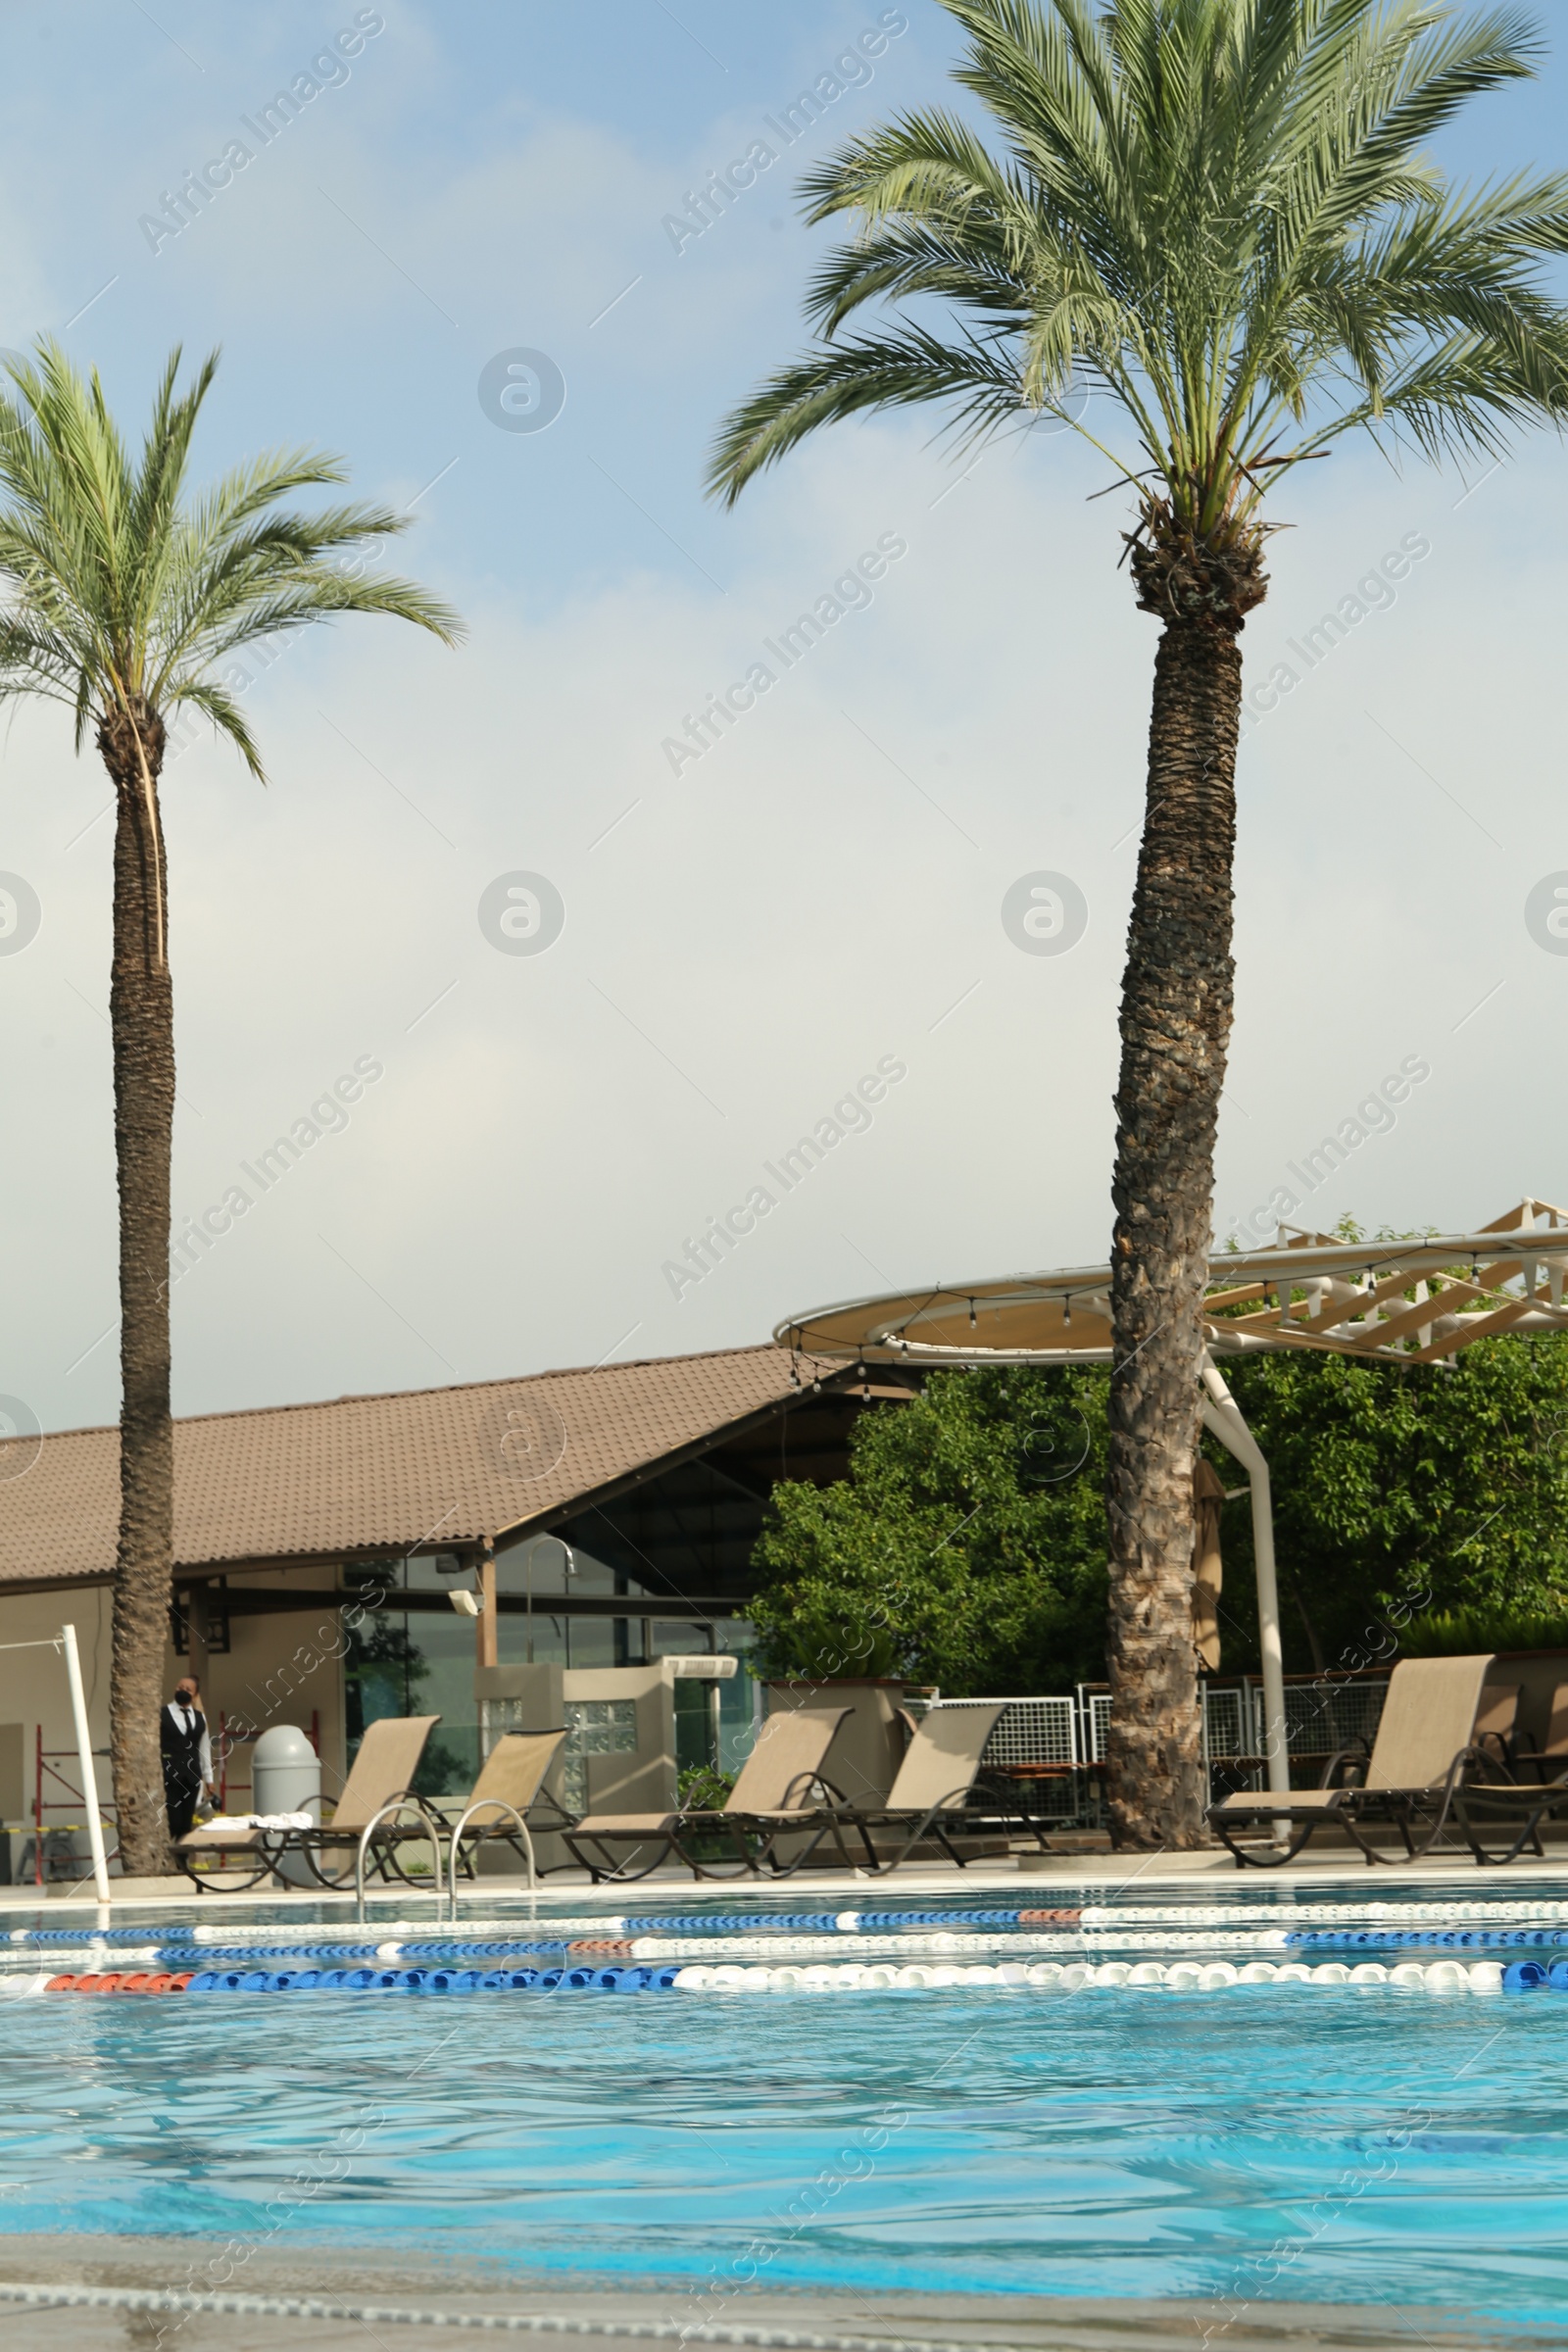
xmin=161 ymin=1703 xmax=205 ymax=1785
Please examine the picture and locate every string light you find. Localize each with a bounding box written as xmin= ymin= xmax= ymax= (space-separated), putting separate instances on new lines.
xmin=968 ymin=1299 xmax=977 ymax=1329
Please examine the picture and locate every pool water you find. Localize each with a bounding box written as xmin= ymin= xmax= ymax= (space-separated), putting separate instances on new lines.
xmin=3 ymin=1976 xmax=1567 ymax=2326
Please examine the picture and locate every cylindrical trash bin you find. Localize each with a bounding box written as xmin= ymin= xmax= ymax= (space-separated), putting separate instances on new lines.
xmin=251 ymin=1725 xmax=321 ymax=1888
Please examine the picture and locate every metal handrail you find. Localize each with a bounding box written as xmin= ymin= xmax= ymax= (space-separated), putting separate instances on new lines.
xmin=354 ymin=1796 xmax=445 ymax=1924
xmin=447 ymin=1798 xmax=536 ymax=1919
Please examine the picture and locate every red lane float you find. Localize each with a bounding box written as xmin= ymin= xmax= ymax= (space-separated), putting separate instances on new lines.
xmin=44 ymin=1971 xmax=195 ymax=1994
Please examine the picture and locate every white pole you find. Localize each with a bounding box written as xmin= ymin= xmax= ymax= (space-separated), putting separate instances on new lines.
xmin=61 ymin=1623 xmax=112 ymax=1906
xmin=1198 ymin=1360 xmax=1291 ymax=1810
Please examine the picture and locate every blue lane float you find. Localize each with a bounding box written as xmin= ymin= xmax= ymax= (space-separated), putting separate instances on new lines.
xmin=17 ymin=1926 xmax=199 ymax=1945
xmin=182 ymin=1962 xmax=684 ymax=1994
xmin=1287 ymin=1928 xmax=1568 ymax=1953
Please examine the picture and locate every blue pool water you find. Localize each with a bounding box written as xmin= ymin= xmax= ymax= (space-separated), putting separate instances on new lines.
xmin=4 ymin=1972 xmax=1568 ymax=2325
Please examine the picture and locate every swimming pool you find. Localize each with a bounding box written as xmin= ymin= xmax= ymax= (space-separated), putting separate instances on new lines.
xmin=5 ymin=1887 xmax=1568 ymax=2328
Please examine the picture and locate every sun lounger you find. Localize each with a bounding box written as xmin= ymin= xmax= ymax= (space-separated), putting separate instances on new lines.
xmin=1449 ymin=1753 xmax=1568 ymax=1863
xmin=175 ymin=1714 xmax=443 ymax=1891
xmin=1474 ymin=1684 xmax=1522 ymax=1771
xmin=814 ymin=1702 xmax=1047 ymax=1875
xmin=1207 ymin=1654 xmax=1496 ymax=1867
xmin=435 ymin=1730 xmax=573 ymax=1891
xmin=563 ymin=1705 xmax=852 ymax=1884
xmin=1505 ymin=1682 xmax=1568 ymax=1785
xmin=1448 ymin=1680 xmax=1568 ymax=1857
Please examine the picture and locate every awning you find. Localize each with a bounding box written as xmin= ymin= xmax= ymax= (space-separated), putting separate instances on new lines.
xmin=774 ymin=1200 xmax=1568 ymax=1370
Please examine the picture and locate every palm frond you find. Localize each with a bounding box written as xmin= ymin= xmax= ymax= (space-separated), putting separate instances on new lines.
xmin=710 ymin=0 xmax=1568 ymax=535
xmin=0 ymin=338 xmax=463 ymax=772
xmin=163 ymin=675 xmax=268 ymax=782
xmin=708 ymin=329 xmax=1026 ymax=504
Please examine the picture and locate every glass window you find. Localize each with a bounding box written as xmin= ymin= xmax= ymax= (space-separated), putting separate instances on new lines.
xmin=562 ymin=1616 xmax=618 ymax=1670
xmin=494 ymin=1536 xmax=628 ymax=1597
xmin=670 ymin=1663 xmax=761 ymax=1781
xmin=405 ymin=1551 xmax=466 ymax=1592
xmin=496 ymin=1610 xmax=568 ymax=1667
xmin=651 ymin=1621 xmax=712 ymax=1656
xmin=344 ymin=1608 xmax=478 ymax=1797
xmin=717 ymin=1658 xmax=760 ymax=1777
xmin=672 ymin=1678 xmax=715 ymax=1780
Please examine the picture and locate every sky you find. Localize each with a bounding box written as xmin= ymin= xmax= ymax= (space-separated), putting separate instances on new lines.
xmin=3 ymin=0 xmax=1568 ymax=1441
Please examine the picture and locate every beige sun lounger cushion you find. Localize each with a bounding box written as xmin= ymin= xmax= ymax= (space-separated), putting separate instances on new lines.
xmin=1358 ymin=1656 xmax=1498 ymax=1791
xmin=572 ymin=1813 xmax=679 ymax=1837
xmin=808 ymin=1703 xmax=1015 ymax=1878
xmin=724 ymin=1706 xmax=852 ymax=1815
xmin=458 ymin=1730 xmax=565 ymax=1818
xmin=565 ymin=1707 xmax=850 ymax=1863
xmin=878 ymin=1703 xmax=1007 ymax=1813
xmin=1475 ymin=1685 xmax=1521 ymax=1752
xmin=1213 ymin=1654 xmax=1496 ymax=1814
xmin=176 ymin=1818 xmax=269 ymax=1851
xmin=325 ymin=1713 xmax=442 ymax=1828
xmin=575 ymin=1706 xmax=850 ymax=1837
xmin=1542 ymin=1684 xmax=1568 ymax=1759
xmin=174 ymin=1712 xmax=441 ymax=1852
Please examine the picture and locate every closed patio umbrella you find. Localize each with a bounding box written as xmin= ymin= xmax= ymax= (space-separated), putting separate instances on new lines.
xmin=1191 ymin=1457 xmax=1226 ymax=1672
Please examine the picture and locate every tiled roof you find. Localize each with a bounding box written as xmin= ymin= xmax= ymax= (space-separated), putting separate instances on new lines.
xmin=0 ymin=1345 xmax=826 ymax=1588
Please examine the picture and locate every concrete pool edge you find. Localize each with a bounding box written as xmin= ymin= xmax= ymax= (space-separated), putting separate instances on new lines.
xmin=15 ymin=1847 xmax=1568 ymax=1917
xmin=0 ymin=2238 xmax=1551 ymax=2352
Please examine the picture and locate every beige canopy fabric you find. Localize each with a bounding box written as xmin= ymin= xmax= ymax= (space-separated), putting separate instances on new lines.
xmin=774 ymin=1199 xmax=1568 ymax=1370
xmin=1191 ymin=1457 xmax=1226 ymax=1672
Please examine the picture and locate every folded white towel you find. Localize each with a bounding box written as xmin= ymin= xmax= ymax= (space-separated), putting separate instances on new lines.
xmin=199 ymin=1811 xmax=315 ymax=1833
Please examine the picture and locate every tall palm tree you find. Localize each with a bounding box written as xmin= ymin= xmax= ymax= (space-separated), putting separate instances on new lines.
xmin=709 ymin=0 xmax=1568 ymax=1843
xmin=0 ymin=341 xmax=462 ymax=1877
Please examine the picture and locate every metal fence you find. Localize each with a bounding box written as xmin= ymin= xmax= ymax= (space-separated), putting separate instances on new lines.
xmin=1200 ymin=1682 xmax=1251 ymax=1767
xmin=1082 ymin=1690 xmax=1114 ymax=1765
xmin=1078 ymin=1675 xmax=1391 ymax=1788
xmin=927 ymin=1694 xmax=1092 ymax=1826
xmin=930 ymin=1694 xmax=1079 ymax=1769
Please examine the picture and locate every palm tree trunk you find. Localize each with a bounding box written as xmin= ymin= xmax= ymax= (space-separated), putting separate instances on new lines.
xmin=1103 ymin=525 xmax=1265 ymax=1848
xmin=99 ymin=699 xmax=173 ymax=1881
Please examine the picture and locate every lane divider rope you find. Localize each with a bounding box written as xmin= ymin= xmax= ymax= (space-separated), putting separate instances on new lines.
xmin=0 ymin=2280 xmax=995 ymax=2348
xmin=13 ymin=1958 xmax=1542 ymax=1995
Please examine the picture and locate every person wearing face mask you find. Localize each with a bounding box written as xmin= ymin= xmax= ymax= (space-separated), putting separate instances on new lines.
xmin=161 ymin=1675 xmax=215 ymax=1839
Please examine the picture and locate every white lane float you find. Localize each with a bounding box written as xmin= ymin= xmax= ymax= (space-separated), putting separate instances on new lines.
xmin=660 ymin=1956 xmax=1508 ymax=1996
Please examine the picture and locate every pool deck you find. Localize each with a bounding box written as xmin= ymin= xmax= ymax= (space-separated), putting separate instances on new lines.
xmin=0 ymin=2238 xmax=1549 ymax=2352
xmin=6 ymin=1844 xmax=1568 ymax=1918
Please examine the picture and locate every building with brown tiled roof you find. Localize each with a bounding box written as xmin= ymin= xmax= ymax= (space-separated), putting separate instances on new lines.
xmin=0 ymin=1344 xmax=914 ymax=1867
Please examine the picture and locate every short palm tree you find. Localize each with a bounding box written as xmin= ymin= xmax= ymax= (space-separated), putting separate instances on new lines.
xmin=0 ymin=341 xmax=462 ymax=1877
xmin=710 ymin=0 xmax=1568 ymax=1843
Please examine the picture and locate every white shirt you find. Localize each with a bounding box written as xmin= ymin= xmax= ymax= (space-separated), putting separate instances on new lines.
xmin=166 ymin=1699 xmax=213 ymax=1784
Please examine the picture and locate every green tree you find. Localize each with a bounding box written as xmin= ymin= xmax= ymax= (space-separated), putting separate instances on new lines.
xmin=0 ymin=342 xmax=462 ymax=1875
xmin=753 ymin=1339 xmax=1568 ymax=1707
xmin=1210 ymin=1336 xmax=1568 ymax=1673
xmin=751 ymin=1368 xmax=1110 ymax=1692
xmin=709 ymin=0 xmax=1568 ymax=1842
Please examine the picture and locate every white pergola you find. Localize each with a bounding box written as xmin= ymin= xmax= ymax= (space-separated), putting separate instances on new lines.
xmin=775 ymin=1199 xmax=1568 ymax=1804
